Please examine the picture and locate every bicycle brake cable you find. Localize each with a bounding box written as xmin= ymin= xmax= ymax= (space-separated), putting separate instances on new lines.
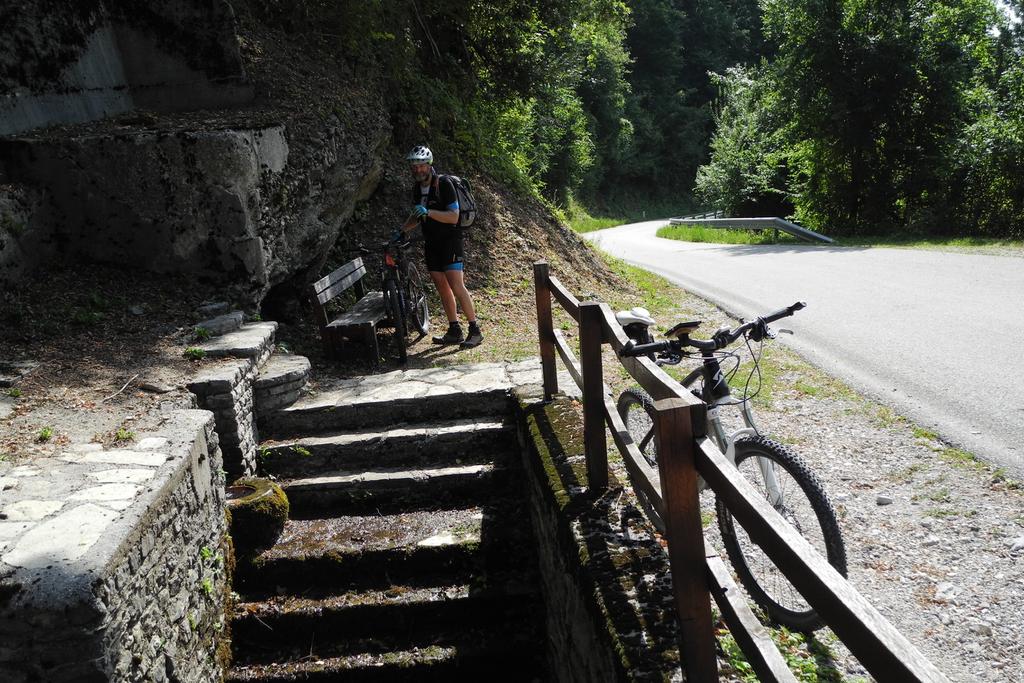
xmin=740 ymin=333 xmax=768 ymax=402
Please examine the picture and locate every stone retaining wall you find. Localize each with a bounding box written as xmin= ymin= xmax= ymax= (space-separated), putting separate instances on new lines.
xmin=515 ymin=395 xmax=684 ymax=682
xmin=188 ymin=361 xmax=261 ymax=480
xmin=186 ymin=321 xmax=279 ymax=479
xmin=0 ymin=410 xmax=229 ymax=682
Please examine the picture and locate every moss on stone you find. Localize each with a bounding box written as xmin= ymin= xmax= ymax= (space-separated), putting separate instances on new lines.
xmin=215 ymin=512 xmax=236 ymax=674
xmin=518 ymin=394 xmax=685 ymax=681
xmin=227 ymin=477 xmax=289 ymax=557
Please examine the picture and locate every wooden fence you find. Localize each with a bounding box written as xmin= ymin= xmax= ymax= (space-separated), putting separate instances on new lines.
xmin=533 ymin=260 xmax=947 ymax=682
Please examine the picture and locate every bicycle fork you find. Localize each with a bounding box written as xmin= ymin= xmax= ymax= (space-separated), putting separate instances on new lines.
xmin=709 ymin=396 xmax=785 ymax=508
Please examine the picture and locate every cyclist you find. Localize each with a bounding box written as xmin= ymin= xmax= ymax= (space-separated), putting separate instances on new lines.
xmin=398 ymin=145 xmax=483 ymax=348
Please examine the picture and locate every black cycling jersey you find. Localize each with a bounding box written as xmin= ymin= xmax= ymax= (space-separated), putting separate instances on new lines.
xmin=411 ymin=171 xmax=460 ymax=243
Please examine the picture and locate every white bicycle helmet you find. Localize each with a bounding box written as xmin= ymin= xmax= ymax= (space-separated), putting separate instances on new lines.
xmin=615 ymin=307 xmax=656 ymax=327
xmin=406 ymin=145 xmax=433 ymax=165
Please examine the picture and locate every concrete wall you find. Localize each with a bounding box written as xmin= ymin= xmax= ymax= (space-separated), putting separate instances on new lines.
xmin=0 ymin=410 xmax=230 ymax=682
xmin=0 ymin=0 xmax=252 ymax=136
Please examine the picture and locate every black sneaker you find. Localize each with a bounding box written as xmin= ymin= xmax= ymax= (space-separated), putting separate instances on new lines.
xmin=432 ymin=323 xmax=464 ymax=345
xmin=460 ymin=324 xmax=483 ymax=349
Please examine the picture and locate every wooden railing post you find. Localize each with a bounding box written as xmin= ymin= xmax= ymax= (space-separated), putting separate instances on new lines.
xmin=533 ymin=260 xmax=558 ymax=400
xmin=579 ymin=302 xmax=608 ymax=491
xmin=655 ymin=397 xmax=717 ymax=681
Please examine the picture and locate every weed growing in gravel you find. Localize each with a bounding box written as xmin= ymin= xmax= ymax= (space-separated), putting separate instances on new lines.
xmin=183 ymin=347 xmax=206 ymax=361
xmin=990 ymin=468 xmax=1022 ymax=490
xmin=889 ymin=463 xmax=926 ymax=482
xmin=924 ymin=507 xmax=956 ymax=517
xmin=872 ymin=405 xmax=906 ymax=428
xmin=793 ymin=379 xmax=822 ymax=396
xmin=913 ymin=426 xmax=939 ymax=440
xmin=6 ymin=388 xmax=21 ymax=398
xmin=938 ymin=447 xmax=986 ymax=472
xmin=913 ymin=487 xmax=952 ymax=503
xmin=37 ymin=426 xmax=54 ymax=442
xmin=114 ymin=428 xmax=135 ymax=443
xmin=290 ymin=445 xmax=312 ymax=457
xmin=200 ymin=578 xmax=214 ymax=598
xmin=194 ymin=326 xmax=212 ymax=342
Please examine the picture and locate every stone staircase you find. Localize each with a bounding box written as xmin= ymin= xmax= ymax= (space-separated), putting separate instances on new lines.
xmin=226 ymin=366 xmax=549 ymax=682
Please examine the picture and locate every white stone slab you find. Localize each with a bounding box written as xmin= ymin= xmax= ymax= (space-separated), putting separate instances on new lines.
xmin=1 ymin=500 xmax=64 ymax=521
xmin=9 ymin=466 xmax=41 ymax=478
xmin=68 ymin=483 xmax=141 ymax=501
xmin=99 ymin=499 xmax=135 ymax=511
xmin=417 ymin=533 xmax=458 ymax=547
xmin=136 ymin=437 xmax=168 ymax=450
xmin=2 ymin=504 xmax=117 ymax=569
xmin=87 ymin=469 xmax=156 ymax=484
xmin=79 ymin=450 xmax=168 ymax=467
xmin=0 ymin=521 xmax=33 ymax=540
xmin=67 ymin=443 xmax=104 ymax=453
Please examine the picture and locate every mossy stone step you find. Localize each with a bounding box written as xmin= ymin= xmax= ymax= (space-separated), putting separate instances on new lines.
xmin=225 ymin=626 xmax=545 ymax=683
xmin=231 ymin=584 xmax=541 ymax=665
xmin=281 ymin=463 xmax=508 ymax=517
xmin=234 ymin=509 xmax=484 ymax=598
xmin=259 ymin=417 xmax=515 ymax=478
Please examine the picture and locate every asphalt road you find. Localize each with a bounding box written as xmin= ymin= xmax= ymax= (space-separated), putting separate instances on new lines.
xmin=585 ymin=220 xmax=1024 ymax=479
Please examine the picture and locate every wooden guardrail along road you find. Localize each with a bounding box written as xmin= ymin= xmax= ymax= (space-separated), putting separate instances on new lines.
xmin=532 ymin=260 xmax=947 ymax=682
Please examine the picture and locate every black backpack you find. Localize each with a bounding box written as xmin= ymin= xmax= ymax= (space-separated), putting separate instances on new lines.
xmin=444 ymin=175 xmax=477 ymax=229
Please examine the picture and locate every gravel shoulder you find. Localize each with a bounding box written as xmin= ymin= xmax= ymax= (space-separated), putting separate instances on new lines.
xmin=598 ymin=289 xmax=1024 ymax=681
xmin=755 ymin=385 xmax=1024 ymax=682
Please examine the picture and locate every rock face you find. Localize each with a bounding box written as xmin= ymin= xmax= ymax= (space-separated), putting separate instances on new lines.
xmin=0 ymin=0 xmax=390 ymax=298
xmin=0 ymin=183 xmax=49 ymax=285
xmin=3 ymin=126 xmax=287 ymax=289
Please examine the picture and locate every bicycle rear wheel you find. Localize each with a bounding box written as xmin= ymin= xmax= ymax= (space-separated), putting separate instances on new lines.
xmin=716 ymin=435 xmax=847 ymax=631
xmin=404 ymin=261 xmax=430 ymax=336
xmin=616 ymin=388 xmax=658 ymax=468
xmin=383 ymin=279 xmax=408 ymax=364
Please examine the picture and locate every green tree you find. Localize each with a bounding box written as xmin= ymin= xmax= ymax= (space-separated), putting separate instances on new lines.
xmin=758 ymin=0 xmax=999 ymax=234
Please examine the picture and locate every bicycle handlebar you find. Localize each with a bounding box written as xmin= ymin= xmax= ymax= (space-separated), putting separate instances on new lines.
xmin=620 ymin=301 xmax=806 ymax=357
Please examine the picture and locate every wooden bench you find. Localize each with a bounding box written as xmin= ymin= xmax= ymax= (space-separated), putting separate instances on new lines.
xmin=309 ymin=257 xmax=386 ymax=362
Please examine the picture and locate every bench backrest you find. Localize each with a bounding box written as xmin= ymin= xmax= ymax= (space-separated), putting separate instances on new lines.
xmin=310 ymin=257 xmax=368 ymax=327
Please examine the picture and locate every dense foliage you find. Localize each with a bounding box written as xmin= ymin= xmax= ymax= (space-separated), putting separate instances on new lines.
xmin=697 ymin=0 xmax=1024 ymax=236
xmin=248 ymin=0 xmax=1024 ymax=237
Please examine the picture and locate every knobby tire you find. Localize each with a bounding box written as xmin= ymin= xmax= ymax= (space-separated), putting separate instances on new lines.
xmin=405 ymin=262 xmax=430 ymax=336
xmin=716 ymin=435 xmax=847 ymax=631
xmin=384 ymin=279 xmax=408 ymax=364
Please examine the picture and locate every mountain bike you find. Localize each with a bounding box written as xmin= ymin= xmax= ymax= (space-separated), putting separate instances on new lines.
xmin=361 ymin=237 xmax=430 ymax=364
xmin=617 ymin=302 xmax=847 ymax=631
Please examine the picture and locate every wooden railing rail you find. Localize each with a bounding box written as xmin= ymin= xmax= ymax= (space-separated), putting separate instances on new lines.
xmin=532 ymin=260 xmax=948 ymax=683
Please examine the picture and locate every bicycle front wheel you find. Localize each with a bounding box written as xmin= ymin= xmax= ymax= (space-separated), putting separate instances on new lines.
xmin=383 ymin=279 xmax=408 ymax=364
xmin=616 ymin=388 xmax=658 ymax=468
xmin=716 ymin=435 xmax=847 ymax=632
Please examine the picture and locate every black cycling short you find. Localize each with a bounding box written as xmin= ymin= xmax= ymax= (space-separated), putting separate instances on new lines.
xmin=424 ymin=236 xmax=464 ymax=272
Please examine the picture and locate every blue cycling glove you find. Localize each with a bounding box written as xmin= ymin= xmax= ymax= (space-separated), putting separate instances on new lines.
xmin=413 ymin=204 xmax=429 ymax=218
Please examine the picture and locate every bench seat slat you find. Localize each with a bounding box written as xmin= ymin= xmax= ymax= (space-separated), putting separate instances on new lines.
xmin=326 ymin=291 xmax=386 ymax=328
xmin=316 ymin=263 xmax=368 ymax=305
